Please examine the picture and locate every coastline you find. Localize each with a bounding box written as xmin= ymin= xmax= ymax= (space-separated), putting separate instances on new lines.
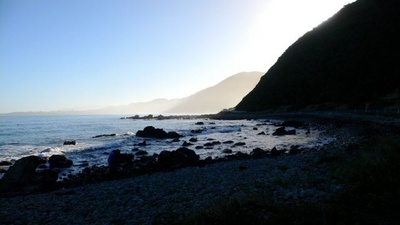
xmin=1 ymin=112 xmax=399 ymax=224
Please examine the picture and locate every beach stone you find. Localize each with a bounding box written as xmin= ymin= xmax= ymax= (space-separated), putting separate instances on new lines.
xmin=0 ymin=156 xmax=48 ymax=193
xmin=49 ymin=155 xmax=73 ymax=168
xmin=136 ymin=126 xmax=182 ymax=139
xmin=195 ymin=122 xmax=204 ymax=125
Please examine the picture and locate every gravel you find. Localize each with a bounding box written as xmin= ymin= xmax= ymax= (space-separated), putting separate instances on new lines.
xmin=0 ymin=145 xmax=345 ymax=225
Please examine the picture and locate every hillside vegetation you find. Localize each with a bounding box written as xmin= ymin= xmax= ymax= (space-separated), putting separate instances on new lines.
xmin=236 ymin=0 xmax=400 ymax=112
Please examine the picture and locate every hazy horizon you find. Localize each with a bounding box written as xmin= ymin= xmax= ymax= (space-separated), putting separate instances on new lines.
xmin=0 ymin=0 xmax=356 ymax=114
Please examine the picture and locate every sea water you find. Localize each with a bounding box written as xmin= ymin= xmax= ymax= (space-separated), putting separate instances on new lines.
xmin=0 ymin=114 xmax=334 ymax=175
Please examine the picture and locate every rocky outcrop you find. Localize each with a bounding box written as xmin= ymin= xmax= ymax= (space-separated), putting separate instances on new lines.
xmin=0 ymin=156 xmax=58 ymax=194
xmin=136 ymin=126 xmax=182 ymax=139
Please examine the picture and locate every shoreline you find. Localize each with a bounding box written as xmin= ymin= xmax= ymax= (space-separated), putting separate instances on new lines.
xmin=1 ymin=112 xmax=399 ymax=224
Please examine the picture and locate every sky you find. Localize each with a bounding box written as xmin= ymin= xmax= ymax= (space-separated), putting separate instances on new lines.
xmin=0 ymin=0 xmax=356 ymax=113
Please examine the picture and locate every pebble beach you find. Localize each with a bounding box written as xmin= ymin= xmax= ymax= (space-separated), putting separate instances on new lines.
xmin=2 ymin=112 xmax=397 ymax=225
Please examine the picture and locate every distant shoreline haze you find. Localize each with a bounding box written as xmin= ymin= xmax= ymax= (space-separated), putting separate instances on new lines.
xmin=2 ymin=72 xmax=264 ymax=116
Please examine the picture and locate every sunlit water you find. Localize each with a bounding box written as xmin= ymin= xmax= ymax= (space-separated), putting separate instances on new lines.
xmin=0 ymin=115 xmax=335 ymax=176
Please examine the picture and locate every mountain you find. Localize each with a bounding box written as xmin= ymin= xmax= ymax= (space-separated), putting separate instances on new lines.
xmin=236 ymin=0 xmax=400 ymax=112
xmin=4 ymin=71 xmax=263 ymax=115
xmin=166 ymin=72 xmax=264 ymax=114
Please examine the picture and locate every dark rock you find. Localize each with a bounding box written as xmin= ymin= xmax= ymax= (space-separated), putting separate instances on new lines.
xmin=223 ymin=140 xmax=234 ymax=144
xmin=253 ymin=127 xmax=258 ymax=130
xmin=195 ymin=122 xmax=204 ymax=125
xmin=136 ymin=126 xmax=182 ymax=139
xmin=0 ymin=161 xmax=12 ymax=166
xmin=132 ymin=148 xmax=140 ymax=152
xmin=63 ymin=140 xmax=76 ymax=145
xmin=158 ymin=148 xmax=199 ymax=168
xmin=257 ymin=131 xmax=266 ymax=135
xmin=195 ymin=146 xmax=204 ymax=149
xmin=222 ymin=149 xmax=233 ymax=154
xmin=251 ymin=148 xmax=267 ymax=157
xmin=270 ymin=147 xmax=281 ymax=157
xmin=191 ymin=129 xmax=204 ymax=134
xmin=135 ymin=150 xmax=148 ymax=156
xmin=189 ymin=137 xmax=198 ymax=142
xmin=119 ymin=153 xmax=135 ymax=165
xmin=49 ymin=155 xmax=73 ymax=168
xmin=92 ymin=134 xmax=117 ymax=138
xmin=0 ymin=156 xmax=50 ymax=193
xmin=272 ymin=127 xmax=296 ymax=136
xmin=171 ymin=138 xmax=180 ymax=142
xmin=289 ymin=145 xmax=301 ymax=155
xmin=36 ymin=169 xmax=58 ymax=191
xmin=182 ymin=141 xmax=193 ymax=147
xmin=232 ymin=142 xmax=246 ymax=147
xmin=137 ymin=141 xmax=147 ymax=146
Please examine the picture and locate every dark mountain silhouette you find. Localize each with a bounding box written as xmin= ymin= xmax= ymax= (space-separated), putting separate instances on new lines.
xmin=236 ymin=0 xmax=400 ymax=112
xmin=166 ymin=72 xmax=263 ymax=114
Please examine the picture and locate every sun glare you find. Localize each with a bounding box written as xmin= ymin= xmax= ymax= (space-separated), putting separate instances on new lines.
xmin=239 ymin=0 xmax=356 ymax=72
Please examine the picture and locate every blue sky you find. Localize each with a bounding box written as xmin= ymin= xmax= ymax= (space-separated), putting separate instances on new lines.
xmin=0 ymin=0 xmax=355 ymax=113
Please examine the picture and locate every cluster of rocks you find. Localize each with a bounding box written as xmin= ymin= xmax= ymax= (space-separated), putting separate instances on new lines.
xmin=0 ymin=155 xmax=74 ymax=195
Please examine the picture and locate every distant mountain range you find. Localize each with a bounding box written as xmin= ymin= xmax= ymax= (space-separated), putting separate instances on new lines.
xmin=236 ymin=0 xmax=400 ymax=112
xmin=7 ymin=72 xmax=263 ymax=115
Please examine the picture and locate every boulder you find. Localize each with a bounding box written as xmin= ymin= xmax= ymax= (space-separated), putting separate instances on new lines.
xmin=136 ymin=126 xmax=182 ymax=139
xmin=158 ymin=148 xmax=199 ymax=168
xmin=0 ymin=156 xmax=53 ymax=193
xmin=49 ymin=155 xmax=73 ymax=168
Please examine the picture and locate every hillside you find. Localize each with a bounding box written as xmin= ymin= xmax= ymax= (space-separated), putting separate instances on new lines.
xmin=166 ymin=72 xmax=263 ymax=114
xmin=236 ymin=0 xmax=400 ymax=112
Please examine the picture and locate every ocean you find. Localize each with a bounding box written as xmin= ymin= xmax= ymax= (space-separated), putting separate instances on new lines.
xmin=0 ymin=114 xmax=334 ymax=176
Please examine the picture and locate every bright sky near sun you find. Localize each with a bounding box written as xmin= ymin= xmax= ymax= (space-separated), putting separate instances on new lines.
xmin=0 ymin=0 xmax=356 ymax=113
